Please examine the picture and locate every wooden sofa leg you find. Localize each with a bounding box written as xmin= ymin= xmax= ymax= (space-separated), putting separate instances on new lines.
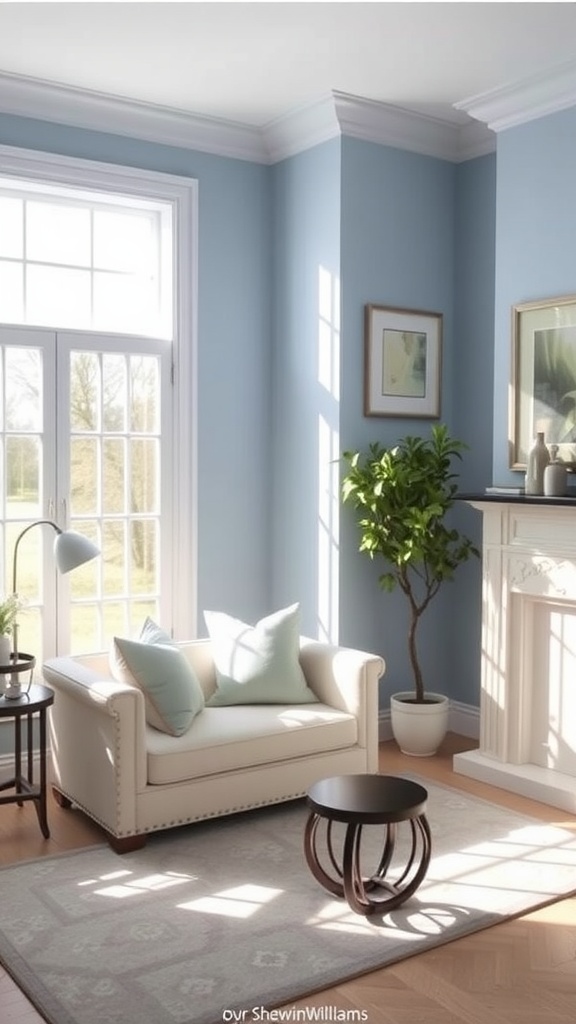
xmin=107 ymin=832 xmax=147 ymax=855
xmin=52 ymin=787 xmax=146 ymax=854
xmin=52 ymin=786 xmax=72 ymax=809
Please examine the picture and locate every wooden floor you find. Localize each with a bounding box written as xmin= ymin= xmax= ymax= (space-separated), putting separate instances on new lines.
xmin=2 ymin=734 xmax=576 ymax=1022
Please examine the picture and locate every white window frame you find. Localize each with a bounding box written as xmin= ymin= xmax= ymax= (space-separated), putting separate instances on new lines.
xmin=0 ymin=143 xmax=198 ymax=639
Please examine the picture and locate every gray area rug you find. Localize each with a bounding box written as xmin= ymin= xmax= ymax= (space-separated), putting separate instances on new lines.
xmin=2 ymin=777 xmax=576 ymax=1024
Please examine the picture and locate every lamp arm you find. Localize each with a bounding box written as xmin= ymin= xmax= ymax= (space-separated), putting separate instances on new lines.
xmin=12 ymin=519 xmax=62 ymax=596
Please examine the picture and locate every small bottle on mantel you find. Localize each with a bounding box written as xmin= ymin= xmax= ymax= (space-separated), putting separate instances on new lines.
xmin=543 ymin=444 xmax=568 ymax=497
xmin=525 ymin=432 xmax=550 ymax=495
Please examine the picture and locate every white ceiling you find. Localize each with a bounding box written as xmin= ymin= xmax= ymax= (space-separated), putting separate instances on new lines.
xmin=2 ymin=1 xmax=576 ymax=132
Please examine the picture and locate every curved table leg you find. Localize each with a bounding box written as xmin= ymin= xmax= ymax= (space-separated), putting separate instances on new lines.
xmin=304 ymin=811 xmax=432 ymax=917
xmin=304 ymin=812 xmax=345 ymax=898
xmin=359 ymin=815 xmax=432 ymax=914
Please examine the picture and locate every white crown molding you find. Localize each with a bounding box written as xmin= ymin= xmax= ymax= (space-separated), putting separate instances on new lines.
xmin=455 ymin=58 xmax=576 ymax=132
xmin=0 ymin=69 xmax=494 ymax=165
xmin=266 ymin=90 xmax=494 ymax=163
xmin=0 ymin=70 xmax=267 ymax=163
xmin=263 ymin=94 xmax=341 ymax=163
xmin=332 ymin=91 xmax=491 ymax=163
xmin=454 ymin=119 xmax=496 ymax=163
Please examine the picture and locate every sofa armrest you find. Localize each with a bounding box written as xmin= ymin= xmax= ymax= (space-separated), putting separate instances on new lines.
xmin=43 ymin=656 xmax=147 ymax=836
xmin=298 ymin=638 xmax=384 ymax=770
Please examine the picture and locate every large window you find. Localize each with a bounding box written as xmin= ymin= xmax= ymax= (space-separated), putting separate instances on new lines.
xmin=0 ymin=146 xmax=197 ymax=661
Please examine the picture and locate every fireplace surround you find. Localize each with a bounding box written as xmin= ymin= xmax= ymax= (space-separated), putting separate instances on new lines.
xmin=453 ymin=494 xmax=576 ymax=812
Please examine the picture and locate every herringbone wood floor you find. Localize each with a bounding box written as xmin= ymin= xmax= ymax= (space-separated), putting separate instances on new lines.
xmin=2 ymin=734 xmax=576 ymax=1023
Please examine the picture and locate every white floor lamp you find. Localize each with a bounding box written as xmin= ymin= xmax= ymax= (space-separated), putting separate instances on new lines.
xmin=8 ymin=519 xmax=100 ymax=695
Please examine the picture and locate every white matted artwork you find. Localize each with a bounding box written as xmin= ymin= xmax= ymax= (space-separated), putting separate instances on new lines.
xmin=510 ymin=294 xmax=576 ymax=469
xmin=364 ymin=304 xmax=442 ymax=418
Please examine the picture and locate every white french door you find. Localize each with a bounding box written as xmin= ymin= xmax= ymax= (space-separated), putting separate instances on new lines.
xmin=1 ymin=324 xmax=173 ymax=661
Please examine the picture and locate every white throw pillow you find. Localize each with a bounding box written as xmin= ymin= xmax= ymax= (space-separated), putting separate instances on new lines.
xmin=204 ymin=602 xmax=317 ymax=706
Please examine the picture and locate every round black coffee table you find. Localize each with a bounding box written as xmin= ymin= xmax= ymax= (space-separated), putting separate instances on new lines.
xmin=304 ymin=774 xmax=431 ymax=916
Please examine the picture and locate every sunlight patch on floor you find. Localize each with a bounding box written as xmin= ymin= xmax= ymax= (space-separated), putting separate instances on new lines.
xmin=85 ymin=869 xmax=197 ymax=898
xmin=178 ymin=883 xmax=283 ymax=918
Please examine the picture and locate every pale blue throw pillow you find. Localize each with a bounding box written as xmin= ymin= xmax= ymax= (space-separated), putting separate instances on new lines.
xmin=111 ymin=618 xmax=205 ymax=736
xmin=204 ymin=603 xmax=317 ymax=706
xmin=138 ymin=617 xmax=174 ymax=647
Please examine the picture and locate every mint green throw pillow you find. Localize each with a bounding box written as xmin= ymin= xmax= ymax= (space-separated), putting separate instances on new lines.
xmin=205 ymin=603 xmax=317 ymax=706
xmin=139 ymin=617 xmax=173 ymax=646
xmin=111 ymin=619 xmax=205 ymax=736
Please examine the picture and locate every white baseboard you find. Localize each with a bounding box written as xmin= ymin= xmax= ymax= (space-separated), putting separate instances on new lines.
xmin=378 ymin=699 xmax=480 ymax=744
xmin=0 ymin=749 xmax=50 ymax=773
xmin=449 ymin=700 xmax=480 ymax=739
xmin=378 ymin=714 xmax=395 ymax=743
xmin=0 ymin=748 xmax=16 ymax=772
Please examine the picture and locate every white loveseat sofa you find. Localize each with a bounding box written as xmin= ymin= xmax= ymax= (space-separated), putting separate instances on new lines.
xmin=43 ymin=638 xmax=384 ymax=853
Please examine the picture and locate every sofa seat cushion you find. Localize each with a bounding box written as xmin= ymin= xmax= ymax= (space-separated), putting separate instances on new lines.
xmin=145 ymin=703 xmax=358 ymax=785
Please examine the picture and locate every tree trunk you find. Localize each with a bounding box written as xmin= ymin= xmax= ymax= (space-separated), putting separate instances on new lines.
xmin=407 ymin=610 xmax=424 ymax=702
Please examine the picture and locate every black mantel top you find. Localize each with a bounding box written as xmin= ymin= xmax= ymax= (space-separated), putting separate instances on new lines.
xmin=457 ymin=492 xmax=576 ymax=507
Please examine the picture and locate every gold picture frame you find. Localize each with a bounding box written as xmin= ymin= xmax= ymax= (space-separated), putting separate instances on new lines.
xmin=510 ymin=294 xmax=576 ymax=469
xmin=364 ymin=304 xmax=442 ymax=418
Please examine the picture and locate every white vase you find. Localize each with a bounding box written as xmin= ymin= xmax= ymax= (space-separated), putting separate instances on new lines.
xmin=0 ymin=634 xmax=11 ymax=667
xmin=0 ymin=634 xmax=11 ymax=696
xmin=390 ymin=692 xmax=450 ymax=756
xmin=525 ymin=432 xmax=550 ymax=496
xmin=543 ymin=445 xmax=567 ymax=497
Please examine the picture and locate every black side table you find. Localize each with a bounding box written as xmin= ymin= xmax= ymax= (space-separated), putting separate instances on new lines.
xmin=304 ymin=774 xmax=431 ymax=916
xmin=0 ymin=683 xmax=54 ymax=838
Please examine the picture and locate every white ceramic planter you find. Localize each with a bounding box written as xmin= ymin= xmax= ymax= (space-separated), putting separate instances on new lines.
xmin=390 ymin=691 xmax=450 ymax=757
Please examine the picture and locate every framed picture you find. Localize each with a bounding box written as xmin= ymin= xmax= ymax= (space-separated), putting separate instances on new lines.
xmin=364 ymin=305 xmax=442 ymax=418
xmin=511 ymin=294 xmax=576 ymax=469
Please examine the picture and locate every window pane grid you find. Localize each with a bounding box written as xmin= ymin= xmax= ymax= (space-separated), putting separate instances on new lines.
xmin=0 ymin=191 xmax=171 ymax=339
xmin=0 ymin=196 xmax=23 ymax=258
xmin=0 ymin=340 xmax=49 ymax=662
xmin=69 ymin=349 xmax=162 ymax=653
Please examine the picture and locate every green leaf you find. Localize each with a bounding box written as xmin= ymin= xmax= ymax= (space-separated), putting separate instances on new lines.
xmin=341 ymin=425 xmax=478 ymax=700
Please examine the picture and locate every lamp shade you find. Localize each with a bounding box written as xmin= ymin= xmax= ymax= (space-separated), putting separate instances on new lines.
xmin=53 ymin=530 xmax=100 ymax=574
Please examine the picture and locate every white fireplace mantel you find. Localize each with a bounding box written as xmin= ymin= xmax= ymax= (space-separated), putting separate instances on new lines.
xmin=454 ymin=495 xmax=576 ymax=812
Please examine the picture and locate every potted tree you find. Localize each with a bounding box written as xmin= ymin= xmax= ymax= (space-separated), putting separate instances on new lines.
xmin=341 ymin=424 xmax=479 ymax=755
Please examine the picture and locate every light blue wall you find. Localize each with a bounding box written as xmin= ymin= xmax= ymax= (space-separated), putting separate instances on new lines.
xmin=450 ymin=154 xmax=497 ymax=706
xmin=338 ymin=137 xmax=459 ymax=701
xmin=267 ymin=137 xmax=496 ymax=710
xmin=270 ymin=139 xmax=341 ymax=639
xmin=493 ymin=106 xmax=576 ymax=484
xmin=453 ymin=154 xmax=497 ymax=481
xmin=0 ymin=114 xmax=273 ymax=632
